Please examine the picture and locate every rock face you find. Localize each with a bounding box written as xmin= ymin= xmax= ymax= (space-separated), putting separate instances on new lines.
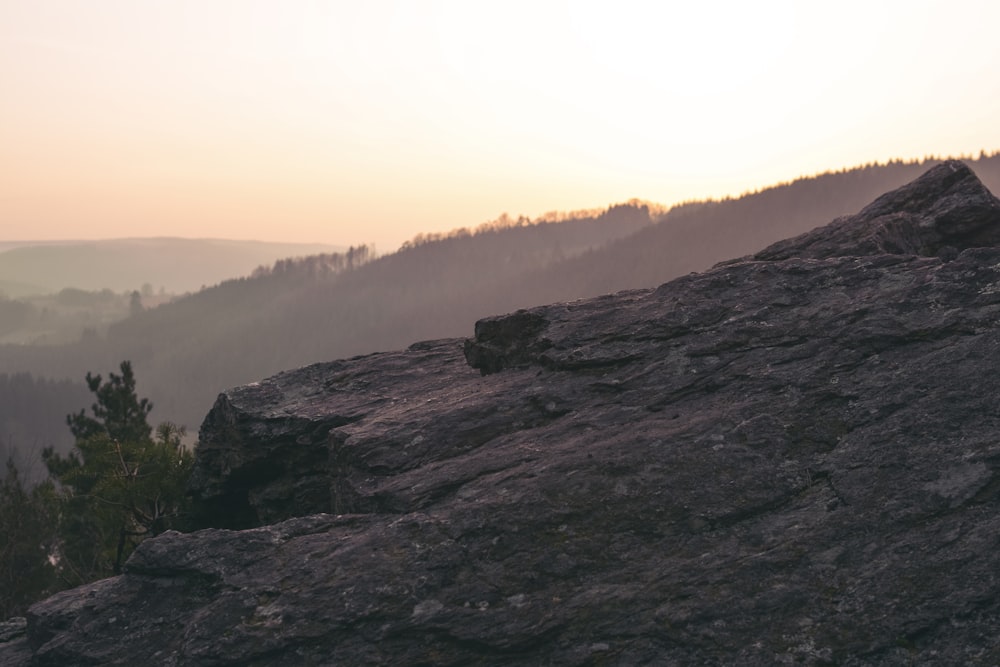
xmin=7 ymin=161 xmax=1000 ymax=665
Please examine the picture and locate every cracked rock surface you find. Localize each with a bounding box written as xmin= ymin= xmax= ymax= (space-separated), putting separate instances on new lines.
xmin=7 ymin=162 xmax=1000 ymax=665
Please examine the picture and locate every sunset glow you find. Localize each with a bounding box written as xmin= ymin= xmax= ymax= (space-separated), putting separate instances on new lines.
xmin=3 ymin=0 xmax=1000 ymax=251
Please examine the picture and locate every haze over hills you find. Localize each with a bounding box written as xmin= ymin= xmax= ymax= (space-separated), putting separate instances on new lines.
xmin=0 ymin=206 xmax=654 ymax=433
xmin=0 ymin=238 xmax=346 ymax=297
xmin=517 ymin=155 xmax=1000 ymax=304
xmin=2 ymin=154 xmax=999 ymax=450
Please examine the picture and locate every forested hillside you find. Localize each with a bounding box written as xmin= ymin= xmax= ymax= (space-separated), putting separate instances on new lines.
xmin=510 ymin=154 xmax=1000 ymax=304
xmin=2 ymin=154 xmax=998 ymax=444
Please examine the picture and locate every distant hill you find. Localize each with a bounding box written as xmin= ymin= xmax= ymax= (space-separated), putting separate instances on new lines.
xmin=0 ymin=279 xmax=48 ymax=300
xmin=2 ymin=154 xmax=999 ymax=439
xmin=0 ymin=238 xmax=347 ymax=296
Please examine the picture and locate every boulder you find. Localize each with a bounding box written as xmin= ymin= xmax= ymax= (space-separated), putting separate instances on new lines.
xmin=7 ymin=161 xmax=1000 ymax=665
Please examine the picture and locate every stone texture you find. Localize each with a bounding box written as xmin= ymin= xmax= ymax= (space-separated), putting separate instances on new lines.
xmin=6 ymin=161 xmax=1000 ymax=665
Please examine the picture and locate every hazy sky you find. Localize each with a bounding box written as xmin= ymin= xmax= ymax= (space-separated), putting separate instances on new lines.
xmin=2 ymin=1 xmax=999 ymax=251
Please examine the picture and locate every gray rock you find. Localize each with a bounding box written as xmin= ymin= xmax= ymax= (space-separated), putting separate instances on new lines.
xmin=7 ymin=160 xmax=1000 ymax=665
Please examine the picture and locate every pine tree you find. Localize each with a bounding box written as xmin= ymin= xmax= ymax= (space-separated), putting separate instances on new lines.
xmin=43 ymin=362 xmax=193 ymax=582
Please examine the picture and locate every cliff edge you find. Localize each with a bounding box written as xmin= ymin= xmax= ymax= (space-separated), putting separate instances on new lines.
xmin=5 ymin=161 xmax=1000 ymax=665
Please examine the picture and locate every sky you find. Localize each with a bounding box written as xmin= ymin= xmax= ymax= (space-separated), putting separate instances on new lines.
xmin=2 ymin=1 xmax=1000 ymax=252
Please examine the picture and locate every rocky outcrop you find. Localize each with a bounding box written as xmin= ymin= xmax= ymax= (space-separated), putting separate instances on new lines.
xmin=6 ymin=161 xmax=1000 ymax=665
xmin=751 ymin=159 xmax=1000 ymax=260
